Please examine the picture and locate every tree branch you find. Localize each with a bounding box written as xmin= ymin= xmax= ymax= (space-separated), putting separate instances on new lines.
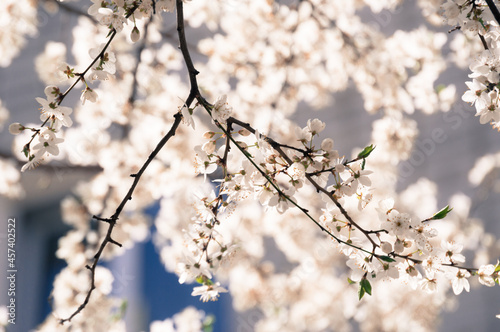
xmin=175 ymin=1 xmax=379 ymax=256
xmin=486 ymin=0 xmax=500 ymax=26
xmin=60 ymin=112 xmax=183 ymax=324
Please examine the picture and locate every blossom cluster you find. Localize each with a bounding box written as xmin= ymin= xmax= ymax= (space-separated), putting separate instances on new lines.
xmin=191 ymin=111 xmax=500 ymax=300
xmin=9 ymin=41 xmax=118 ymax=171
xmin=0 ymin=0 xmax=38 ymax=68
xmin=8 ymin=0 xmax=152 ymax=173
xmin=175 ymin=189 xmax=233 ymax=301
xmin=442 ymin=0 xmax=500 ymax=128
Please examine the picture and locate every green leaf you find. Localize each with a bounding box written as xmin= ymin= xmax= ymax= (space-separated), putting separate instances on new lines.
xmin=358 ymin=284 xmax=365 ymax=300
xmin=361 ymin=158 xmax=366 ymax=170
xmin=360 ymin=278 xmax=372 ymax=296
xmin=357 ymin=144 xmax=376 ymax=159
xmin=431 ymin=205 xmax=453 ymax=220
xmin=379 ymin=255 xmax=396 ymax=263
xmin=22 ymin=145 xmax=29 ymax=158
xmin=358 ymin=278 xmax=373 ymax=300
xmin=347 ymin=277 xmax=356 ymax=285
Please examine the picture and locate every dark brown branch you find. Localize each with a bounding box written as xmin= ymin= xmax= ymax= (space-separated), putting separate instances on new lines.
xmin=220 ymin=123 xmax=233 ymax=178
xmin=60 ymin=112 xmax=183 ymax=324
xmin=486 ymin=0 xmax=500 ymax=26
xmin=176 ymin=0 xmax=202 ymax=109
xmin=174 ymin=2 xmax=372 ymax=254
xmin=110 ymin=112 xmax=182 ymax=223
xmin=174 ymin=0 xmax=489 ymax=276
xmin=479 ymin=33 xmax=489 ymax=50
xmin=60 ymin=29 xmax=117 ymax=102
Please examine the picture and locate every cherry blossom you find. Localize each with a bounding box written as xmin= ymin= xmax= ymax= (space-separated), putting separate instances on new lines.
xmin=36 ymin=86 xmax=74 ymax=129
xmin=212 ymin=94 xmax=232 ymax=124
xmin=89 ymin=44 xmax=116 ymax=81
xmin=80 ymin=87 xmax=98 ymax=105
xmin=449 ymin=269 xmax=471 ymax=295
xmin=191 ymin=282 xmax=228 ymax=302
xmin=478 ymin=264 xmax=497 ymax=287
xmin=32 ymin=129 xmax=64 ymax=156
xmin=439 ymin=241 xmax=466 ymax=265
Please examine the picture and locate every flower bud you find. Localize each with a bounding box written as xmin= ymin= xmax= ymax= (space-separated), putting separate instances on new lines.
xmin=203 ymin=131 xmax=215 ymax=139
xmin=321 ymin=138 xmax=334 ymax=151
xmin=238 ymin=128 xmax=251 ymax=136
xmin=307 ymin=118 xmax=325 ymax=135
xmin=236 ymin=141 xmax=248 ymax=150
xmin=406 ymin=265 xmax=418 ymax=277
xmin=130 ymin=26 xmax=140 ymax=43
xmin=394 ymin=239 xmax=404 ymax=253
xmin=9 ymin=123 xmax=24 ymax=135
xmin=81 ymin=87 xmax=98 ymax=105
xmin=380 ymin=241 xmax=392 ymax=254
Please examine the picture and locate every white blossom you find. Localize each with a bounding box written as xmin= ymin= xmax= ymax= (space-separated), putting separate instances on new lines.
xmin=212 ymin=94 xmax=232 ymax=124
xmin=478 ymin=264 xmax=496 ymax=287
xmin=191 ymin=282 xmax=228 ymax=302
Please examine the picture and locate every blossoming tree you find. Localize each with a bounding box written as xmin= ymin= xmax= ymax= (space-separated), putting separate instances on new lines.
xmin=2 ymin=0 xmax=500 ymax=331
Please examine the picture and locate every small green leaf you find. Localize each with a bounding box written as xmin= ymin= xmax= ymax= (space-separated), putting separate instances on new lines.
xmin=358 ymin=284 xmax=365 ymax=300
xmin=379 ymin=255 xmax=396 ymax=263
xmin=358 ymin=278 xmax=373 ymax=300
xmin=360 ymin=278 xmax=372 ymax=296
xmin=347 ymin=277 xmax=356 ymax=285
xmin=361 ymin=158 xmax=366 ymax=170
xmin=431 ymin=205 xmax=453 ymax=220
xmin=357 ymin=144 xmax=376 ymax=159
